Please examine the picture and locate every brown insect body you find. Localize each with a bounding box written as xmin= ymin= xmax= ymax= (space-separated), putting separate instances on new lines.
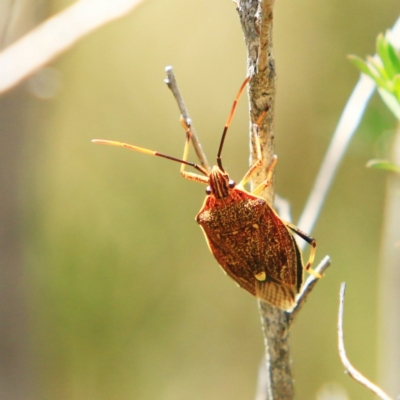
xmin=93 ymin=77 xmax=318 ymax=311
xmin=196 ymin=166 xmax=303 ymax=310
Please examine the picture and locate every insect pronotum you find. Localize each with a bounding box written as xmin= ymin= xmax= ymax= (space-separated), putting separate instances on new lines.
xmin=93 ymin=77 xmax=320 ymax=311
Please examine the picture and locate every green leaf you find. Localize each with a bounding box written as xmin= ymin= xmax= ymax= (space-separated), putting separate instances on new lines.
xmin=350 ymin=31 xmax=400 ymax=116
xmin=348 ymin=55 xmax=387 ymax=87
xmin=367 ymin=56 xmax=389 ymax=81
xmin=366 ymin=159 xmax=400 ymax=173
xmin=376 ymin=33 xmax=398 ymax=79
xmin=385 ymin=33 xmax=400 ymax=73
xmin=393 ymin=75 xmax=400 ymax=100
xmin=348 ymin=55 xmax=375 ymax=78
xmin=378 ymin=88 xmax=400 ymax=120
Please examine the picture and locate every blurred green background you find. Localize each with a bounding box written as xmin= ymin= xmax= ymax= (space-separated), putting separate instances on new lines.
xmin=1 ymin=0 xmax=399 ymax=399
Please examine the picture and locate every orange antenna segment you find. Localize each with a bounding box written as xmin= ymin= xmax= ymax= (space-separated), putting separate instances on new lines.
xmin=217 ymin=76 xmax=251 ymax=170
xmin=91 ymin=139 xmax=208 ymax=176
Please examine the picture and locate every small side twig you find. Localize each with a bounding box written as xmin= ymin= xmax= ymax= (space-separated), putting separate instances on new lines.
xmin=289 ymin=255 xmax=331 ymax=321
xmin=338 ymin=283 xmax=393 ymax=400
xmin=164 ymin=66 xmax=210 ymax=172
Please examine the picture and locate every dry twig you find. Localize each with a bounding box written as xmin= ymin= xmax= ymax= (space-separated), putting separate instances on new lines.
xmin=164 ymin=66 xmax=210 ymax=171
xmin=289 ymin=256 xmax=331 ymax=320
xmin=338 ymin=283 xmax=393 ymax=400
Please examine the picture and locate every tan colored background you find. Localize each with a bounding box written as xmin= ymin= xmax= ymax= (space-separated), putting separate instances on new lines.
xmin=2 ymin=0 xmax=399 ymax=399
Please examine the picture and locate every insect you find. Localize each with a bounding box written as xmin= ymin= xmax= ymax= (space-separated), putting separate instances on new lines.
xmin=93 ymin=77 xmax=320 ymax=311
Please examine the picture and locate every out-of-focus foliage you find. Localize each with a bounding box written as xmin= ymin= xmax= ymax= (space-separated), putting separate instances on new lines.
xmin=350 ymin=32 xmax=400 ymax=120
xmin=366 ymin=158 xmax=400 ymax=173
xmin=350 ymin=32 xmax=400 ymax=173
xmin=1 ymin=0 xmax=398 ymax=400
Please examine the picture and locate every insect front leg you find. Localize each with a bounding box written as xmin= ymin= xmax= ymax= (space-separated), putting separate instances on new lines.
xmin=286 ymin=222 xmax=322 ymax=279
xmin=251 ymin=154 xmax=278 ymax=195
xmin=179 ymin=117 xmax=209 ymax=184
xmin=238 ymin=110 xmax=275 ymax=190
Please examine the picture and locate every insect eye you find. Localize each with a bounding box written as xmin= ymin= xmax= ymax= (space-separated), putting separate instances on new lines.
xmin=228 ymin=180 xmax=236 ymax=188
xmin=206 ymin=186 xmax=212 ymax=195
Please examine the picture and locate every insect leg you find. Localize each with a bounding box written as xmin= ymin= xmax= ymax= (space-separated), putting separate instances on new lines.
xmin=179 ymin=117 xmax=209 ymax=184
xmin=286 ymin=223 xmax=322 ymax=278
xmin=238 ymin=110 xmax=272 ymax=189
xmin=251 ymin=155 xmax=278 ymax=195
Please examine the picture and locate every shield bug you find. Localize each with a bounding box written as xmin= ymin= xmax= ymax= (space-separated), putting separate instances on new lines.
xmin=92 ymin=77 xmax=320 ymax=311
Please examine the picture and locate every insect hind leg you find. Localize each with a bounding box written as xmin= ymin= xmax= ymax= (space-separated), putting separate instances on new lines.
xmin=286 ymin=223 xmax=322 ymax=279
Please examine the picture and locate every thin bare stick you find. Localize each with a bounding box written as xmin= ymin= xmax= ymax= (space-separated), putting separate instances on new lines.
xmin=164 ymin=66 xmax=210 ymax=172
xmin=289 ymin=256 xmax=331 ymax=321
xmin=0 ymin=0 xmax=146 ymax=94
xmin=338 ymin=283 xmax=393 ymax=400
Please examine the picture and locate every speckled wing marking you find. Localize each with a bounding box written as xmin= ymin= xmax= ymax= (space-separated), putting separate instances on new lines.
xmin=200 ymin=228 xmax=258 ymax=296
xmin=202 ymin=226 xmax=297 ymax=309
xmin=197 ymin=196 xmax=265 ymax=297
xmin=259 ymin=206 xmax=298 ymax=286
xmin=197 ymin=195 xmax=302 ymax=309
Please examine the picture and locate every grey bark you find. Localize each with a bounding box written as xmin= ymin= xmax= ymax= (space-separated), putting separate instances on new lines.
xmin=236 ymin=2 xmax=330 ymax=399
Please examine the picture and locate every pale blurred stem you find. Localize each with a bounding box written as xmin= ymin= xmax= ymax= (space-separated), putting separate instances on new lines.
xmin=0 ymin=0 xmax=147 ymax=94
xmin=377 ymin=120 xmax=400 ymax=397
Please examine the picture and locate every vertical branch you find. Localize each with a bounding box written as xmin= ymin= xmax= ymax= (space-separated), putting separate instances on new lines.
xmin=237 ymin=0 xmax=276 ymax=205
xmin=237 ymin=1 xmax=293 ymax=399
xmin=237 ymin=2 xmax=330 ymax=399
xmin=256 ymin=302 xmax=294 ymax=399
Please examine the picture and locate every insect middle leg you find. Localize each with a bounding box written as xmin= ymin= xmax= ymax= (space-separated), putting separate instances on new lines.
xmin=286 ymin=222 xmax=322 ymax=278
xmin=238 ymin=110 xmax=276 ymax=193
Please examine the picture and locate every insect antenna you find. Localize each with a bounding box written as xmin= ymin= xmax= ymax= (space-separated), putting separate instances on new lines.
xmin=92 ymin=139 xmax=208 ymax=176
xmin=216 ymin=76 xmax=251 ymax=171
